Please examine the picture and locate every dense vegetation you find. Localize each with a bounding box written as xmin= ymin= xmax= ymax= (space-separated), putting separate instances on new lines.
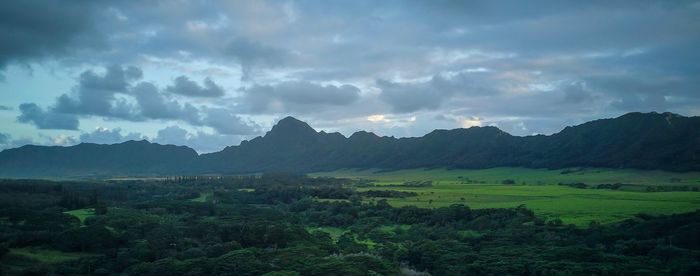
xmin=1 ymin=112 xmax=699 ymax=178
xmin=1 ymin=175 xmax=699 ymax=275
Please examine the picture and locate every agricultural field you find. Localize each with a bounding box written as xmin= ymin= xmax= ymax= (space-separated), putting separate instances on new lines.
xmin=312 ymin=167 xmax=700 ymax=225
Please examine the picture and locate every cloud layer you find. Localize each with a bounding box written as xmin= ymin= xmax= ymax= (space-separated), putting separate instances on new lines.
xmin=1 ymin=0 xmax=699 ymax=152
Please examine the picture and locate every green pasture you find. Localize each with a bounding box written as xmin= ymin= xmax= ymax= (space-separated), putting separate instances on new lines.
xmin=63 ymin=208 xmax=94 ymax=225
xmin=312 ymin=168 xmax=700 ymax=226
xmin=312 ymin=167 xmax=700 ymax=186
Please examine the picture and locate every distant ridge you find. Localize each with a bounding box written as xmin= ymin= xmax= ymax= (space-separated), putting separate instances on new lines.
xmin=1 ymin=112 xmax=699 ymax=177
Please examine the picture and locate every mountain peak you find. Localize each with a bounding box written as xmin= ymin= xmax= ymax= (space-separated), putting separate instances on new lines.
xmin=266 ymin=116 xmax=317 ymax=138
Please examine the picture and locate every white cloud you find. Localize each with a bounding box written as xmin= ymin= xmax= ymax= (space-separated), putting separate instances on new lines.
xmin=367 ymin=115 xmax=389 ymax=123
xmin=460 ymin=117 xmax=483 ymax=128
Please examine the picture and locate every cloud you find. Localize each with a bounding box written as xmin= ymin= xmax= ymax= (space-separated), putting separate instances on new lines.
xmin=242 ymin=81 xmax=361 ymax=113
xmin=79 ymin=127 xmax=144 ymax=144
xmin=224 ymin=37 xmax=288 ymax=79
xmin=377 ymin=79 xmax=446 ymax=113
xmin=0 ymin=0 xmax=103 ymax=70
xmin=367 ymin=115 xmax=390 ymax=123
xmin=54 ymin=65 xmax=142 ymax=119
xmin=17 ymin=103 xmax=79 ymax=130
xmin=19 ymin=65 xmax=259 ymax=136
xmin=152 ymin=126 xmax=189 ymax=146
xmin=0 ymin=132 xmax=34 ymax=150
xmin=3 ymin=1 xmax=700 ymax=142
xmin=131 ymin=81 xmax=201 ymax=124
xmin=0 ymin=133 xmax=8 ymax=145
xmin=166 ymin=76 xmax=225 ymax=97
xmin=561 ymin=82 xmax=595 ymax=104
xmin=50 ymin=134 xmax=78 ymax=146
xmin=461 ymin=117 xmax=483 ymax=128
xmin=153 ymin=125 xmax=239 ymax=153
xmin=377 ymin=71 xmax=496 ymax=113
xmin=201 ymin=108 xmax=259 ymax=135
xmin=0 ymin=105 xmax=11 ymax=111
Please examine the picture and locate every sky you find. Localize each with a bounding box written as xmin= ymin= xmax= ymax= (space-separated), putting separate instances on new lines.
xmin=1 ymin=0 xmax=699 ymax=153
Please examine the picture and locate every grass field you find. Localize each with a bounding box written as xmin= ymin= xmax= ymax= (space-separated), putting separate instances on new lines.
xmin=306 ymin=226 xmax=348 ymax=241
xmin=311 ymin=167 xmax=700 ymax=226
xmin=313 ymin=167 xmax=700 ymax=186
xmin=0 ymin=247 xmax=100 ymax=274
xmin=190 ymin=191 xmax=213 ymax=202
xmin=63 ymin=208 xmax=94 ymax=225
xmin=6 ymin=247 xmax=99 ymax=264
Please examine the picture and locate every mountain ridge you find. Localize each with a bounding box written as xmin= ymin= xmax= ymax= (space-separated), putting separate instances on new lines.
xmin=1 ymin=112 xmax=699 ymax=177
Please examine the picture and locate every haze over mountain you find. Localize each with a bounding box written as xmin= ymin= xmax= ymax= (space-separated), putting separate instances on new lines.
xmin=0 ymin=112 xmax=697 ymax=178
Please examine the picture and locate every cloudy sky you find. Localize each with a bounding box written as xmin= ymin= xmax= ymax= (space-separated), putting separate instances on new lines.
xmin=1 ymin=0 xmax=699 ymax=152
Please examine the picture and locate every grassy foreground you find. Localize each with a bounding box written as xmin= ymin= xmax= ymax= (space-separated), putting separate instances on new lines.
xmin=312 ymin=167 xmax=700 ymax=226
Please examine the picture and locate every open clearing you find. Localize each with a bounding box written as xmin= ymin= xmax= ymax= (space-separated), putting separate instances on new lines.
xmin=312 ymin=167 xmax=700 ymax=226
xmin=63 ymin=208 xmax=94 ymax=225
xmin=190 ymin=191 xmax=213 ymax=203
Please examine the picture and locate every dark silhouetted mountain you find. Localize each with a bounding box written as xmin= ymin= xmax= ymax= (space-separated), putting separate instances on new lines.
xmin=198 ymin=116 xmax=346 ymax=173
xmin=0 ymin=140 xmax=198 ymax=178
xmin=0 ymin=112 xmax=698 ymax=177
xmin=523 ymin=112 xmax=700 ymax=170
xmin=199 ymin=112 xmax=700 ymax=173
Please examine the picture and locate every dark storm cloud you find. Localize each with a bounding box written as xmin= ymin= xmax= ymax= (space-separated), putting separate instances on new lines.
xmin=0 ymin=0 xmax=102 ymax=69
xmin=242 ymin=81 xmax=361 ymax=113
xmin=17 ymin=103 xmax=79 ymax=130
xmin=166 ymin=76 xmax=225 ymax=97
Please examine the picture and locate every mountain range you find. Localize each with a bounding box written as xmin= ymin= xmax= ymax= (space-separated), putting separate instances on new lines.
xmin=0 ymin=112 xmax=698 ymax=178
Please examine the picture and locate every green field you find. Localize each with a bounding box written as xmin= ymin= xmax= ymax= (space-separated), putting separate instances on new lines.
xmin=190 ymin=191 xmax=213 ymax=202
xmin=0 ymin=247 xmax=101 ymax=274
xmin=63 ymin=208 xmax=94 ymax=225
xmin=6 ymin=247 xmax=99 ymax=264
xmin=312 ymin=167 xmax=700 ymax=226
xmin=306 ymin=226 xmax=348 ymax=241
